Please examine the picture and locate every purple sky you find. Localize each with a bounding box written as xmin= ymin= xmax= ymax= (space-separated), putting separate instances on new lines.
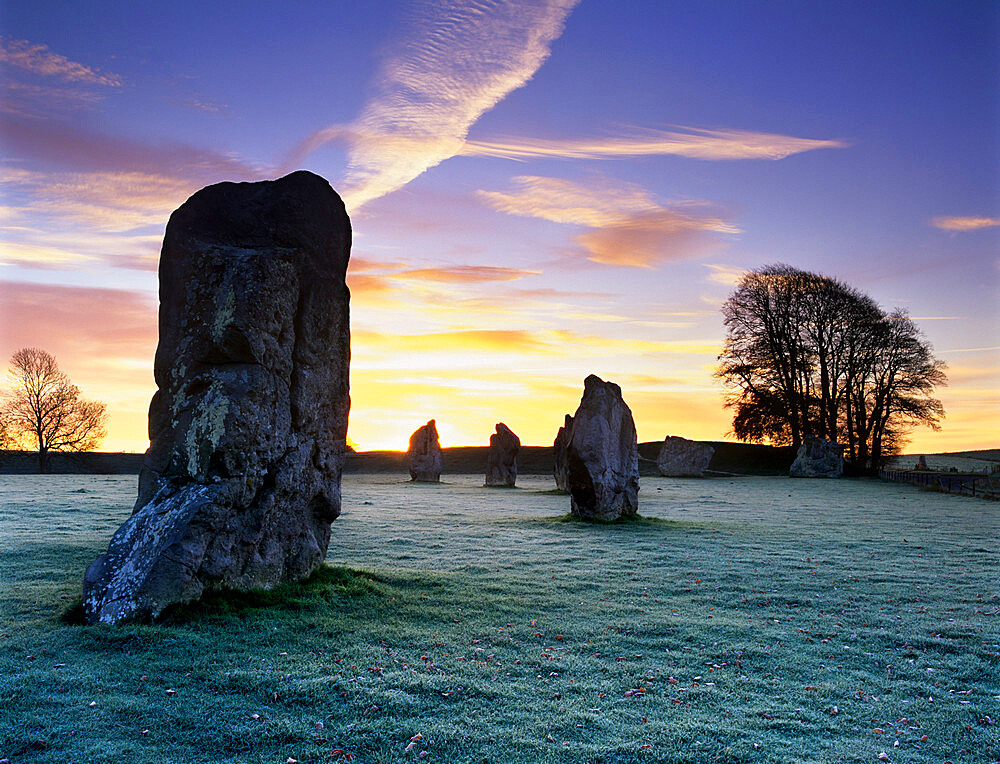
xmin=1 ymin=0 xmax=997 ymax=451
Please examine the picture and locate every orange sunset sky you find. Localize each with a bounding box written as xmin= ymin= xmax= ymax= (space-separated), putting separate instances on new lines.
xmin=2 ymin=1 xmax=997 ymax=453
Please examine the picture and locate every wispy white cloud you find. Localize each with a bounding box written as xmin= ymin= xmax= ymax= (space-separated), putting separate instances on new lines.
xmin=931 ymin=216 xmax=999 ymax=232
xmin=2 ymin=167 xmax=197 ymax=233
xmin=288 ymin=0 xmax=580 ymax=210
xmin=0 ymin=37 xmax=122 ymax=86
xmin=478 ymin=175 xmax=658 ymax=226
xmin=462 ymin=125 xmax=847 ymax=161
xmin=478 ymin=175 xmax=738 ymax=267
xmin=346 ymin=257 xmax=540 ymax=298
xmin=1 ymin=37 xmax=122 ymax=117
xmin=0 ymin=114 xmax=264 ymax=271
xmin=703 ymin=263 xmax=747 ymax=285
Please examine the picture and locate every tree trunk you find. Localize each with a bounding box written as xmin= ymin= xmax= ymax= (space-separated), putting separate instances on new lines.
xmin=38 ymin=447 xmax=49 ymax=474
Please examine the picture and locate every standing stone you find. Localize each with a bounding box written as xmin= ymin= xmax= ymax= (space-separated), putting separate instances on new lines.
xmin=915 ymin=455 xmax=928 ymax=470
xmin=83 ymin=171 xmax=351 ymax=624
xmin=553 ymin=414 xmax=573 ymax=492
xmin=656 ymin=435 xmax=715 ymax=477
xmin=789 ymin=436 xmax=844 ymax=478
xmin=564 ymin=375 xmax=639 ymax=521
xmin=408 ymin=419 xmax=442 ymax=482
xmin=485 ymin=422 xmax=520 ymax=487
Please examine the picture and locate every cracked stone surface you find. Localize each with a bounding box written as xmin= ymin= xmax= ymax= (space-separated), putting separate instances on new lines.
xmin=83 ymin=171 xmax=351 ymax=624
xmin=789 ymin=436 xmax=844 ymax=478
xmin=553 ymin=414 xmax=573 ymax=492
xmin=564 ymin=375 xmax=639 ymax=521
xmin=656 ymin=435 xmax=715 ymax=477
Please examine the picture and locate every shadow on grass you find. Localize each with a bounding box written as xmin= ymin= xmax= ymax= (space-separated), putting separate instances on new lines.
xmin=60 ymin=565 xmax=447 ymax=627
xmin=530 ymin=512 xmax=691 ymax=527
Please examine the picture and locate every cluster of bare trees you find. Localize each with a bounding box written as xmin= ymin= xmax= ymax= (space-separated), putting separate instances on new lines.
xmin=716 ymin=264 xmax=946 ymax=472
xmin=1 ymin=348 xmax=108 ymax=473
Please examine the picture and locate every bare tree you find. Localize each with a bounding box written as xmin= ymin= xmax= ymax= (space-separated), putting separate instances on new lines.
xmin=716 ymin=265 xmax=946 ymax=472
xmin=0 ymin=407 xmax=11 ymax=449
xmin=2 ymin=348 xmax=108 ymax=473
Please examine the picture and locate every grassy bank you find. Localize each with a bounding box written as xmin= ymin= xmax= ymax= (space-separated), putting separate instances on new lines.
xmin=1 ymin=474 xmax=997 ymax=763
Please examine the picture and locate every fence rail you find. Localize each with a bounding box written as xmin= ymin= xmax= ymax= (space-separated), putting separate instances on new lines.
xmin=878 ymin=469 xmax=1000 ymax=500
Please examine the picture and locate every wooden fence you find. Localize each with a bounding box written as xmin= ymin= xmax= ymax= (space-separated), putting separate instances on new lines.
xmin=878 ymin=469 xmax=1000 ymax=500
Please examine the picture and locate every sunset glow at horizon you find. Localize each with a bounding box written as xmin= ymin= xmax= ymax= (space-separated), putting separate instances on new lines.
xmin=2 ymin=1 xmax=997 ymax=455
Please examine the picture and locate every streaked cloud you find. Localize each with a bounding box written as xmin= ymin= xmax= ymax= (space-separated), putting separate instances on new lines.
xmin=2 ymin=167 xmax=197 ymax=233
xmin=288 ymin=0 xmax=580 ymax=209
xmin=931 ymin=216 xmax=999 ymax=231
xmin=346 ymin=257 xmax=540 ymax=298
xmin=1 ymin=37 xmax=122 ymax=118
xmin=478 ymin=175 xmax=658 ymax=226
xmin=354 ymin=328 xmax=551 ymax=355
xmin=0 ymin=116 xmax=263 ymax=272
xmin=0 ymin=280 xmax=156 ymax=361
xmin=1 ymin=80 xmax=106 ymax=117
xmin=353 ymin=326 xmax=720 ymax=364
xmin=402 ymin=265 xmax=540 ymax=283
xmin=463 ymin=125 xmax=847 ymax=161
xmin=0 ymin=37 xmax=122 ymax=86
xmin=0 ymin=240 xmax=97 ymax=269
xmin=703 ymin=263 xmax=747 ymax=285
xmin=479 ymin=175 xmax=738 ymax=267
xmin=0 ymin=114 xmax=260 ymax=179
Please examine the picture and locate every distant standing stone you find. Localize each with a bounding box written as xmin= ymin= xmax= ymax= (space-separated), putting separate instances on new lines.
xmin=552 ymin=414 xmax=573 ymax=492
xmin=83 ymin=170 xmax=352 ymax=624
xmin=486 ymin=422 xmax=520 ymax=487
xmin=564 ymin=375 xmax=640 ymax=521
xmin=915 ymin=455 xmax=928 ymax=470
xmin=789 ymin=436 xmax=844 ymax=478
xmin=657 ymin=435 xmax=715 ymax=477
xmin=409 ymin=419 xmax=442 ymax=482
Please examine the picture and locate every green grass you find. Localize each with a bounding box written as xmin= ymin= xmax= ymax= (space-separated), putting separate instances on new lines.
xmin=1 ymin=474 xmax=998 ymax=763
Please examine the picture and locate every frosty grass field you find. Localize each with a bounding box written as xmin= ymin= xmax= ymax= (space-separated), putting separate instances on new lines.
xmin=1 ymin=473 xmax=997 ymax=763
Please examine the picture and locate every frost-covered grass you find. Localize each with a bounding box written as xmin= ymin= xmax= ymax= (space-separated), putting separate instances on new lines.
xmin=1 ymin=474 xmax=997 ymax=763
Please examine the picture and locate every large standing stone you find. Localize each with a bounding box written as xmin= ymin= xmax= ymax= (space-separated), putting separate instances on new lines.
xmin=789 ymin=436 xmax=844 ymax=478
xmin=552 ymin=414 xmax=573 ymax=492
xmin=408 ymin=419 xmax=442 ymax=482
xmin=657 ymin=435 xmax=715 ymax=477
xmin=485 ymin=422 xmax=520 ymax=487
xmin=564 ymin=375 xmax=639 ymax=521
xmin=83 ymin=171 xmax=351 ymax=624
